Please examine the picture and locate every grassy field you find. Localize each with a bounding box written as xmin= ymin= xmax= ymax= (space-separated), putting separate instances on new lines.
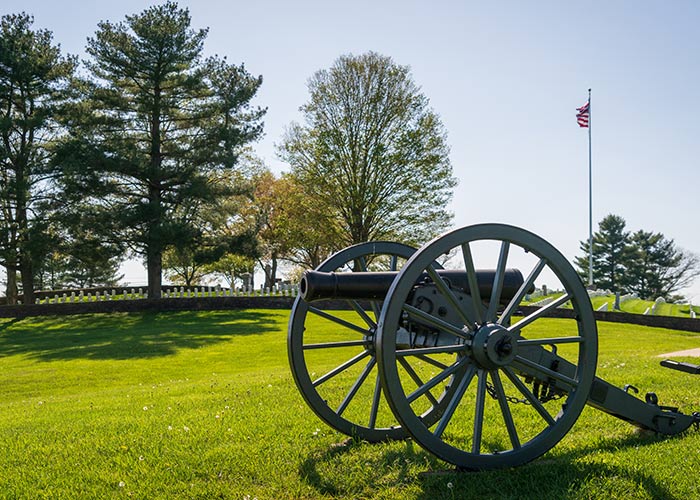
xmin=0 ymin=310 xmax=699 ymax=499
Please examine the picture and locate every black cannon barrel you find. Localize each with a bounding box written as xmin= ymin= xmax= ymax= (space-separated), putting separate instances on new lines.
xmin=299 ymin=268 xmax=528 ymax=303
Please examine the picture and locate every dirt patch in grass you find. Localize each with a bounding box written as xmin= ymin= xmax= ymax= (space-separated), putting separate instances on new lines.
xmin=656 ymin=347 xmax=700 ymax=358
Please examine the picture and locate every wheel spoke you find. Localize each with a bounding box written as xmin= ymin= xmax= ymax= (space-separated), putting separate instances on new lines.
xmin=356 ymin=257 xmax=383 ymax=319
xmin=398 ymin=357 xmax=439 ymax=407
xmin=357 ymin=256 xmax=368 ymax=272
xmin=508 ymin=293 xmax=572 ymax=334
xmin=517 ymin=336 xmax=584 ymax=346
xmin=502 ymin=366 xmax=555 ymax=426
xmin=426 ymin=266 xmax=476 ymax=327
xmin=396 ymin=345 xmax=465 ymax=357
xmin=406 ymin=360 xmax=462 ymax=403
xmin=499 ymin=258 xmax=547 ymax=326
xmin=434 ymin=364 xmax=477 ymax=438
xmin=490 ymin=370 xmax=520 ymax=449
xmin=402 ymin=304 xmax=471 ymax=340
xmin=472 ymin=369 xmax=487 ymax=454
xmin=368 ymin=373 xmax=382 ymax=429
xmin=415 ymin=354 xmax=450 ymax=370
xmin=513 ymin=355 xmax=579 ymax=389
xmin=348 ymin=300 xmax=377 ymax=329
xmin=304 ymin=340 xmax=368 ymax=350
xmin=461 ymin=242 xmax=484 ymax=325
xmin=337 ymin=357 xmax=377 ymax=416
xmin=308 ymin=305 xmax=371 ymax=336
xmin=390 ymin=255 xmax=399 ymax=271
xmin=486 ymin=241 xmax=510 ymax=322
xmin=312 ymin=350 xmax=370 ymax=387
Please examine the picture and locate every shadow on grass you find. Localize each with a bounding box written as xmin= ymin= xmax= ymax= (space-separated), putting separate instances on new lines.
xmin=0 ymin=310 xmax=282 ymax=361
xmin=299 ymin=432 xmax=681 ymax=499
xmin=299 ymin=438 xmax=433 ymax=497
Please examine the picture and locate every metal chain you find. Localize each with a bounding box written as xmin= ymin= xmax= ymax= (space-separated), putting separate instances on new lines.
xmin=485 ymin=379 xmax=564 ymax=406
xmin=485 ymin=381 xmax=531 ymax=405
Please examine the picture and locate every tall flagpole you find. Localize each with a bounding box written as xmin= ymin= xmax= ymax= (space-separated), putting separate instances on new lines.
xmin=587 ymin=88 xmax=593 ymax=287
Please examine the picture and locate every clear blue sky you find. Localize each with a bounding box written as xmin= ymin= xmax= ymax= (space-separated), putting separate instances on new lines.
xmin=4 ymin=0 xmax=700 ymax=299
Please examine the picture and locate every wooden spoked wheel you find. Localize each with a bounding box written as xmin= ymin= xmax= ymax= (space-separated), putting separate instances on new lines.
xmin=288 ymin=242 xmax=450 ymax=441
xmin=376 ymin=224 xmax=598 ymax=469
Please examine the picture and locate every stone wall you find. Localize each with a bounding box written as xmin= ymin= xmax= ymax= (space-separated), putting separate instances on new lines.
xmin=2 ymin=299 xmax=700 ymax=333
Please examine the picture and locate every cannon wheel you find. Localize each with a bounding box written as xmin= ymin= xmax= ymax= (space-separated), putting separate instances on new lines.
xmin=288 ymin=242 xmax=449 ymax=441
xmin=376 ymin=224 xmax=598 ymax=469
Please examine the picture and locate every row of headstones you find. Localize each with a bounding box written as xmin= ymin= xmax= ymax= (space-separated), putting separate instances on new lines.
xmin=528 ymin=290 xmax=696 ymax=318
xmin=37 ymin=289 xmax=147 ymax=304
xmin=644 ymin=297 xmax=667 ymax=315
xmin=595 ymin=292 xmax=637 ymax=311
xmin=35 ymin=285 xmax=299 ymax=304
xmin=162 ymin=285 xmax=299 ymax=298
xmin=642 ymin=297 xmax=697 ymax=318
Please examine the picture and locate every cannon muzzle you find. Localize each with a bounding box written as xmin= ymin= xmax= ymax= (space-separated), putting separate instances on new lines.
xmin=299 ymin=268 xmax=527 ymax=302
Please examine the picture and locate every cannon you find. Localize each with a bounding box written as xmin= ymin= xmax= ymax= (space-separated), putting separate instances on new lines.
xmin=288 ymin=224 xmax=700 ymax=470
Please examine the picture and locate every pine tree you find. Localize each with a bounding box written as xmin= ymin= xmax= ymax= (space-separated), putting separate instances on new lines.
xmin=575 ymin=214 xmax=634 ymax=292
xmin=56 ymin=2 xmax=264 ymax=298
xmin=0 ymin=13 xmax=75 ymax=304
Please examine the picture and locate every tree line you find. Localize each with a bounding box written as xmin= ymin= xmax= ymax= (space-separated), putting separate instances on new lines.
xmin=0 ymin=3 xmax=456 ymax=304
xmin=574 ymin=214 xmax=699 ymax=301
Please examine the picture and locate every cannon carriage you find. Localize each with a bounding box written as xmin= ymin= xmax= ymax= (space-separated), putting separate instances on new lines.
xmin=288 ymin=224 xmax=699 ymax=470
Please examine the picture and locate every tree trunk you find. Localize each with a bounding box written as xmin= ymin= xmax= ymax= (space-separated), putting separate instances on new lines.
xmin=147 ymin=249 xmax=162 ymax=299
xmin=270 ymin=256 xmax=278 ymax=290
xmin=5 ymin=266 xmax=18 ymax=305
xmin=20 ymin=253 xmax=34 ymax=304
xmin=16 ymin=177 xmax=34 ymax=304
xmin=262 ymin=255 xmax=279 ymax=290
xmin=147 ymin=85 xmax=163 ymax=300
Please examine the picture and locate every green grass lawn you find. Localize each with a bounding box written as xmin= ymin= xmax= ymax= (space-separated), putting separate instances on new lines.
xmin=1 ymin=310 xmax=699 ymax=499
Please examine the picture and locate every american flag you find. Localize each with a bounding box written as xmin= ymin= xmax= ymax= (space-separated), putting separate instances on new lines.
xmin=576 ymin=101 xmax=590 ymax=128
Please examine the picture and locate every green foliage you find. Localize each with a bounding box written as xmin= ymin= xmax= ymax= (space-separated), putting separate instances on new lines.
xmin=627 ymin=230 xmax=700 ymax=301
xmin=252 ymin=171 xmax=342 ymax=278
xmin=279 ymin=52 xmax=457 ymax=248
xmin=575 ymin=214 xmax=700 ymax=300
xmin=55 ymin=2 xmax=265 ymax=298
xmin=0 ymin=12 xmax=76 ymax=303
xmin=31 ymin=213 xmax=125 ymax=290
xmin=205 ymin=253 xmax=256 ymax=289
xmin=0 ymin=311 xmax=699 ymax=499
xmin=575 ymin=214 xmax=633 ymax=293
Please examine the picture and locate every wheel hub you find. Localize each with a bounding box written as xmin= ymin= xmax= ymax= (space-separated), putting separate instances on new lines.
xmin=471 ymin=323 xmax=517 ymax=369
